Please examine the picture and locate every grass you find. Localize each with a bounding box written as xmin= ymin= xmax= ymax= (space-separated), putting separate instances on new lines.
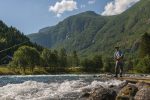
xmin=0 ymin=66 xmax=48 ymax=75
xmin=0 ymin=66 xmax=15 ymax=75
xmin=0 ymin=66 xmax=100 ymax=75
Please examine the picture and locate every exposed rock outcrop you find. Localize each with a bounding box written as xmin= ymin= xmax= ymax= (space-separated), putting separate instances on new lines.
xmin=80 ymin=86 xmax=117 ymax=100
xmin=116 ymin=83 xmax=138 ymax=100
xmin=134 ymin=86 xmax=150 ymax=100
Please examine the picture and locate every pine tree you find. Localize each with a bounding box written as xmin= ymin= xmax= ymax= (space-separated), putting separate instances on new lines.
xmin=71 ymin=50 xmax=79 ymax=66
xmin=139 ymin=33 xmax=150 ymax=58
xmin=59 ymin=48 xmax=67 ymax=67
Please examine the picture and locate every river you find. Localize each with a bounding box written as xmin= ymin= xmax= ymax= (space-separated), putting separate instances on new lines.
xmin=0 ymin=74 xmax=125 ymax=100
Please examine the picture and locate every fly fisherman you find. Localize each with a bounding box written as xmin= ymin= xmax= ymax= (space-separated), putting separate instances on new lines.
xmin=114 ymin=46 xmax=124 ymax=78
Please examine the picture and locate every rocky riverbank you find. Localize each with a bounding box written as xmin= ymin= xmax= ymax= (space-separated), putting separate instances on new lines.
xmin=80 ymin=74 xmax=150 ymax=100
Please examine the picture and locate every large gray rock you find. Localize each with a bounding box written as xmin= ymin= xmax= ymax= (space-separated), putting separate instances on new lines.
xmin=136 ymin=82 xmax=150 ymax=90
xmin=134 ymin=86 xmax=150 ymax=100
xmin=80 ymin=86 xmax=117 ymax=100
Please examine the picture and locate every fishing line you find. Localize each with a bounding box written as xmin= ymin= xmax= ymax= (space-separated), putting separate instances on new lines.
xmin=0 ymin=41 xmax=29 ymax=53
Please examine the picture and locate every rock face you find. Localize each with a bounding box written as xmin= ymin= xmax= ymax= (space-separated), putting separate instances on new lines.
xmin=116 ymin=83 xmax=138 ymax=100
xmin=134 ymin=87 xmax=150 ymax=100
xmin=81 ymin=86 xmax=117 ymax=100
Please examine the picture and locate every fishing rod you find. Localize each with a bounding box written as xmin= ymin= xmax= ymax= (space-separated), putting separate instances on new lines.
xmin=0 ymin=41 xmax=29 ymax=53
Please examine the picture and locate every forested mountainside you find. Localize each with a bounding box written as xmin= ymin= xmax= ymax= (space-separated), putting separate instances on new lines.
xmin=0 ymin=21 xmax=42 ymax=64
xmin=28 ymin=0 xmax=150 ymax=57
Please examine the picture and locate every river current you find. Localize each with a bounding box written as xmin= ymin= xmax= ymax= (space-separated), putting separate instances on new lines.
xmin=0 ymin=74 xmax=125 ymax=100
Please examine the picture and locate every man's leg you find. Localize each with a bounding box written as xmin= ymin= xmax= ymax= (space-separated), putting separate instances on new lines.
xmin=119 ymin=62 xmax=123 ymax=77
xmin=115 ymin=61 xmax=119 ymax=77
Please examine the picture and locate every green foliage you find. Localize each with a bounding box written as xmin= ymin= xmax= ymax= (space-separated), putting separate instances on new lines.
xmin=10 ymin=46 xmax=40 ymax=73
xmin=0 ymin=20 xmax=43 ymax=65
xmin=92 ymin=55 xmax=103 ymax=69
xmin=138 ymin=33 xmax=150 ymax=58
xmin=41 ymin=48 xmax=52 ymax=67
xmin=41 ymin=49 xmax=59 ymax=67
xmin=136 ymin=55 xmax=150 ymax=73
xmin=71 ymin=50 xmax=80 ymax=66
xmin=81 ymin=55 xmax=103 ymax=72
xmin=59 ymin=48 xmax=68 ymax=67
xmin=103 ymin=57 xmax=115 ymax=73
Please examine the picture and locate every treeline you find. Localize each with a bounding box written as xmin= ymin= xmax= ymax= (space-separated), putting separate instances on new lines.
xmin=7 ymin=32 xmax=150 ymax=74
xmin=8 ymin=46 xmax=104 ymax=74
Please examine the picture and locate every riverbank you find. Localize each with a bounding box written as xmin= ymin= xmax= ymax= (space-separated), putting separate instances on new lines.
xmin=0 ymin=66 xmax=48 ymax=75
xmin=0 ymin=66 xmax=102 ymax=75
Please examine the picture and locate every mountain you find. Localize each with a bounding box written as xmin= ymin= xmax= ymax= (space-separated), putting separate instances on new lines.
xmin=0 ymin=21 xmax=42 ymax=64
xmin=28 ymin=0 xmax=150 ymax=57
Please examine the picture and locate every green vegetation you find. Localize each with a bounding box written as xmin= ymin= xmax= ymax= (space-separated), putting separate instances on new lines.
xmin=0 ymin=20 xmax=43 ymax=65
xmin=138 ymin=33 xmax=150 ymax=58
xmin=9 ymin=46 xmax=41 ymax=73
xmin=0 ymin=0 xmax=150 ymax=74
xmin=134 ymin=33 xmax=150 ymax=73
xmin=81 ymin=55 xmax=103 ymax=72
xmin=136 ymin=55 xmax=150 ymax=73
xmin=28 ymin=0 xmax=150 ymax=57
xmin=1 ymin=32 xmax=150 ymax=74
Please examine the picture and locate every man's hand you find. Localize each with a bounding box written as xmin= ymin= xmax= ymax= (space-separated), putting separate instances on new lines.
xmin=115 ymin=57 xmax=121 ymax=61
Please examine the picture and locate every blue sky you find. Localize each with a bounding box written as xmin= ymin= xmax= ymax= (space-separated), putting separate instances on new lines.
xmin=0 ymin=0 xmax=140 ymax=34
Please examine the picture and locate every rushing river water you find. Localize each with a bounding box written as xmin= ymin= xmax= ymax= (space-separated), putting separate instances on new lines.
xmin=0 ymin=74 xmax=125 ymax=100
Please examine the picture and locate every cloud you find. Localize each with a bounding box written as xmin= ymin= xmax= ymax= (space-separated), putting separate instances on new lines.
xmin=101 ymin=0 xmax=140 ymax=16
xmin=88 ymin=0 xmax=96 ymax=4
xmin=49 ymin=0 xmax=77 ymax=17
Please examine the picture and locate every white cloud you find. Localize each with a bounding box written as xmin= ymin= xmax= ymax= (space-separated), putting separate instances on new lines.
xmin=88 ymin=0 xmax=96 ymax=4
xmin=49 ymin=0 xmax=77 ymax=17
xmin=101 ymin=0 xmax=140 ymax=16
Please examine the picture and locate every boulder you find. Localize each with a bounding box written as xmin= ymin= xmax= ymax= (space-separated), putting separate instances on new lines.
xmin=134 ymin=86 xmax=150 ymax=100
xmin=80 ymin=86 xmax=117 ymax=100
xmin=136 ymin=82 xmax=150 ymax=90
xmin=116 ymin=83 xmax=138 ymax=100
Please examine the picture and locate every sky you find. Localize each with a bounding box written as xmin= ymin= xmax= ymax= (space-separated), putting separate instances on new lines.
xmin=0 ymin=0 xmax=140 ymax=34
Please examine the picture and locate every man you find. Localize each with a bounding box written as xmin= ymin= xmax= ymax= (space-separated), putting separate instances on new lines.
xmin=114 ymin=46 xmax=124 ymax=78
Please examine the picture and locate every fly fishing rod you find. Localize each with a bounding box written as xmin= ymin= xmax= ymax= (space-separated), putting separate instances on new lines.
xmin=0 ymin=41 xmax=29 ymax=53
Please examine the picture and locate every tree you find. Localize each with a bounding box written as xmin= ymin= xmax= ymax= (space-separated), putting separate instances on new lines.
xmin=59 ymin=48 xmax=68 ymax=67
xmin=92 ymin=55 xmax=103 ymax=70
xmin=41 ymin=48 xmax=51 ymax=67
xmin=81 ymin=55 xmax=103 ymax=72
xmin=81 ymin=58 xmax=93 ymax=68
xmin=10 ymin=46 xmax=40 ymax=73
xmin=103 ymin=57 xmax=115 ymax=73
xmin=50 ymin=50 xmax=59 ymax=67
xmin=136 ymin=55 xmax=150 ymax=73
xmin=139 ymin=33 xmax=150 ymax=58
xmin=71 ymin=50 xmax=80 ymax=66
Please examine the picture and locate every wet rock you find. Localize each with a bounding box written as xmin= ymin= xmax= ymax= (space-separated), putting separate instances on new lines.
xmin=89 ymin=86 xmax=117 ymax=100
xmin=80 ymin=92 xmax=91 ymax=98
xmin=136 ymin=82 xmax=150 ymax=90
xmin=134 ymin=86 xmax=150 ymax=100
xmin=116 ymin=83 xmax=138 ymax=100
